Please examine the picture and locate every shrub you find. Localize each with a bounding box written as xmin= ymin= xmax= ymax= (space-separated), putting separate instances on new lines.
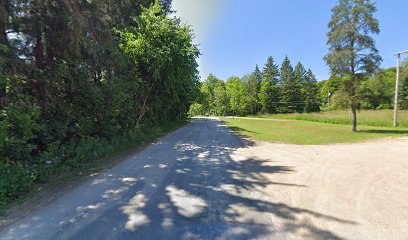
xmin=0 ymin=161 xmax=33 ymax=204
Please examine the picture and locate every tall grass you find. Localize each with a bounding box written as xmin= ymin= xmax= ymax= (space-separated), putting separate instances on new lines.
xmin=256 ymin=110 xmax=408 ymax=128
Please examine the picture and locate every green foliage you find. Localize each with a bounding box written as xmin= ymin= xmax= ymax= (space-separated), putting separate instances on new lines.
xmin=188 ymin=103 xmax=205 ymax=116
xmin=0 ymin=96 xmax=42 ymax=162
xmin=330 ymin=89 xmax=350 ymax=110
xmin=319 ymin=66 xmax=404 ymax=112
xmin=117 ymin=2 xmax=200 ymax=123
xmin=226 ymin=76 xmax=249 ymax=116
xmin=325 ymin=0 xmax=381 ymax=75
xmin=0 ymin=1 xmax=200 ymax=206
xmin=280 ymin=56 xmax=301 ymax=113
xmin=0 ymin=161 xmax=32 ymax=205
xmin=192 ymin=55 xmax=321 ymax=117
xmin=247 ymin=66 xmax=261 ymax=114
xmin=303 ymin=69 xmax=321 ymax=112
xmin=360 ymin=68 xmax=395 ymax=109
xmin=325 ymin=0 xmax=382 ymax=131
xmin=195 ymin=74 xmax=228 ymax=116
xmin=400 ymin=60 xmax=408 ymax=110
xmin=260 ymin=56 xmax=280 ymax=113
xmin=293 ymin=62 xmax=307 ymax=112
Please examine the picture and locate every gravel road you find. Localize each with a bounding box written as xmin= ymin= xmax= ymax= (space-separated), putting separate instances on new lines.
xmin=0 ymin=118 xmax=281 ymax=240
xmin=1 ymin=118 xmax=407 ymax=240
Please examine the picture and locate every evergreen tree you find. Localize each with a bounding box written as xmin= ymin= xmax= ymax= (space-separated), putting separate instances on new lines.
xmin=303 ymin=69 xmax=321 ymax=112
xmin=254 ymin=64 xmax=263 ymax=92
xmin=280 ymin=56 xmax=301 ymax=113
xmin=293 ymin=62 xmax=307 ymax=112
xmin=259 ymin=56 xmax=280 ymax=113
xmin=247 ymin=65 xmax=261 ymax=114
xmin=325 ymin=0 xmax=381 ymax=131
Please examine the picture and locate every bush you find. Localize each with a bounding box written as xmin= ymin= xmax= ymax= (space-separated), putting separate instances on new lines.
xmin=0 ymin=97 xmax=42 ymax=162
xmin=0 ymin=161 xmax=33 ymax=204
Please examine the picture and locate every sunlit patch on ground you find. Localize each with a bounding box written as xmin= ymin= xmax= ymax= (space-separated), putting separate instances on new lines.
xmin=166 ymin=185 xmax=208 ymax=218
xmin=121 ymin=193 xmax=150 ymax=231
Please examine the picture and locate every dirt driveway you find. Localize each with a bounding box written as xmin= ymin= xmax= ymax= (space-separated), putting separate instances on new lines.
xmin=233 ymin=137 xmax=408 ymax=239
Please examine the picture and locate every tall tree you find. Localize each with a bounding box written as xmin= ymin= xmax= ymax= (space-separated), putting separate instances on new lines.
xmin=247 ymin=65 xmax=261 ymax=114
xmin=118 ymin=2 xmax=200 ymax=124
xmin=259 ymin=56 xmax=280 ymax=113
xmin=303 ymin=69 xmax=321 ymax=112
xmin=226 ymin=76 xmax=248 ymax=116
xmin=199 ymin=74 xmax=228 ymax=116
xmin=280 ymin=56 xmax=301 ymax=113
xmin=254 ymin=64 xmax=262 ymax=91
xmin=293 ymin=62 xmax=307 ymax=112
xmin=325 ymin=0 xmax=381 ymax=131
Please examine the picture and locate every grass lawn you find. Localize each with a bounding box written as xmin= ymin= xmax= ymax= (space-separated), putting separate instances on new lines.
xmin=222 ymin=117 xmax=408 ymax=145
xmin=254 ymin=110 xmax=408 ymax=128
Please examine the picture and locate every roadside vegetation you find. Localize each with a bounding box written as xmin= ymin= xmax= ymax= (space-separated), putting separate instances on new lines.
xmin=0 ymin=120 xmax=187 ymax=215
xmin=0 ymin=1 xmax=199 ymax=209
xmin=222 ymin=118 xmax=408 ymax=145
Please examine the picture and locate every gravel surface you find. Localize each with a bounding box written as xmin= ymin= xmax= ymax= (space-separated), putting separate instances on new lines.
xmin=1 ymin=118 xmax=407 ymax=239
xmin=235 ymin=135 xmax=408 ymax=239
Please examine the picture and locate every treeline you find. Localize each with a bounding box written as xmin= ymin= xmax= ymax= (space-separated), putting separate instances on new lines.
xmin=0 ymin=1 xmax=199 ymax=204
xmin=320 ymin=59 xmax=408 ymax=111
xmin=191 ymin=56 xmax=408 ymax=117
xmin=190 ymin=56 xmax=320 ymax=116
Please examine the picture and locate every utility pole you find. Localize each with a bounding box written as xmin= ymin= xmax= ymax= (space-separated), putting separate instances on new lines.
xmin=393 ymin=50 xmax=408 ymax=127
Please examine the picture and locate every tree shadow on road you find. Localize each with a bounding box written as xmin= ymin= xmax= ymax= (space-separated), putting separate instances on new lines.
xmin=67 ymin=118 xmax=357 ymax=240
xmin=4 ymin=118 xmax=357 ymax=240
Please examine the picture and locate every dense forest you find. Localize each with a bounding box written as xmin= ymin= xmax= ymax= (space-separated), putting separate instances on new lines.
xmin=190 ymin=57 xmax=408 ymax=117
xmin=0 ymin=0 xmax=200 ymax=204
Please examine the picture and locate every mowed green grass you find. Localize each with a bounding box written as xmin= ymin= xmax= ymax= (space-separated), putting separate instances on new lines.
xmin=222 ymin=117 xmax=408 ymax=145
xmin=255 ymin=110 xmax=408 ymax=128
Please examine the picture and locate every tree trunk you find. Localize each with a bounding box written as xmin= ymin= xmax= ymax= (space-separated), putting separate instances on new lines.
xmin=351 ymin=104 xmax=357 ymax=132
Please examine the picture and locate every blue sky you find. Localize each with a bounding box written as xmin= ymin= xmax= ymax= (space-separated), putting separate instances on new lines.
xmin=172 ymin=0 xmax=408 ymax=81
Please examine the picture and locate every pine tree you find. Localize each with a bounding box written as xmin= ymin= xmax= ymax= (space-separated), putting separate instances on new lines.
xmin=280 ymin=56 xmax=301 ymax=113
xmin=325 ymin=0 xmax=381 ymax=131
xmin=254 ymin=64 xmax=263 ymax=92
xmin=293 ymin=62 xmax=307 ymax=112
xmin=259 ymin=56 xmax=280 ymax=113
xmin=247 ymin=65 xmax=261 ymax=114
xmin=303 ymin=69 xmax=321 ymax=112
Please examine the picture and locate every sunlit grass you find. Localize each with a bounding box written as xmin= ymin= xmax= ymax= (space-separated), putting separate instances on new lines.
xmin=253 ymin=110 xmax=408 ymax=128
xmin=222 ymin=117 xmax=408 ymax=145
